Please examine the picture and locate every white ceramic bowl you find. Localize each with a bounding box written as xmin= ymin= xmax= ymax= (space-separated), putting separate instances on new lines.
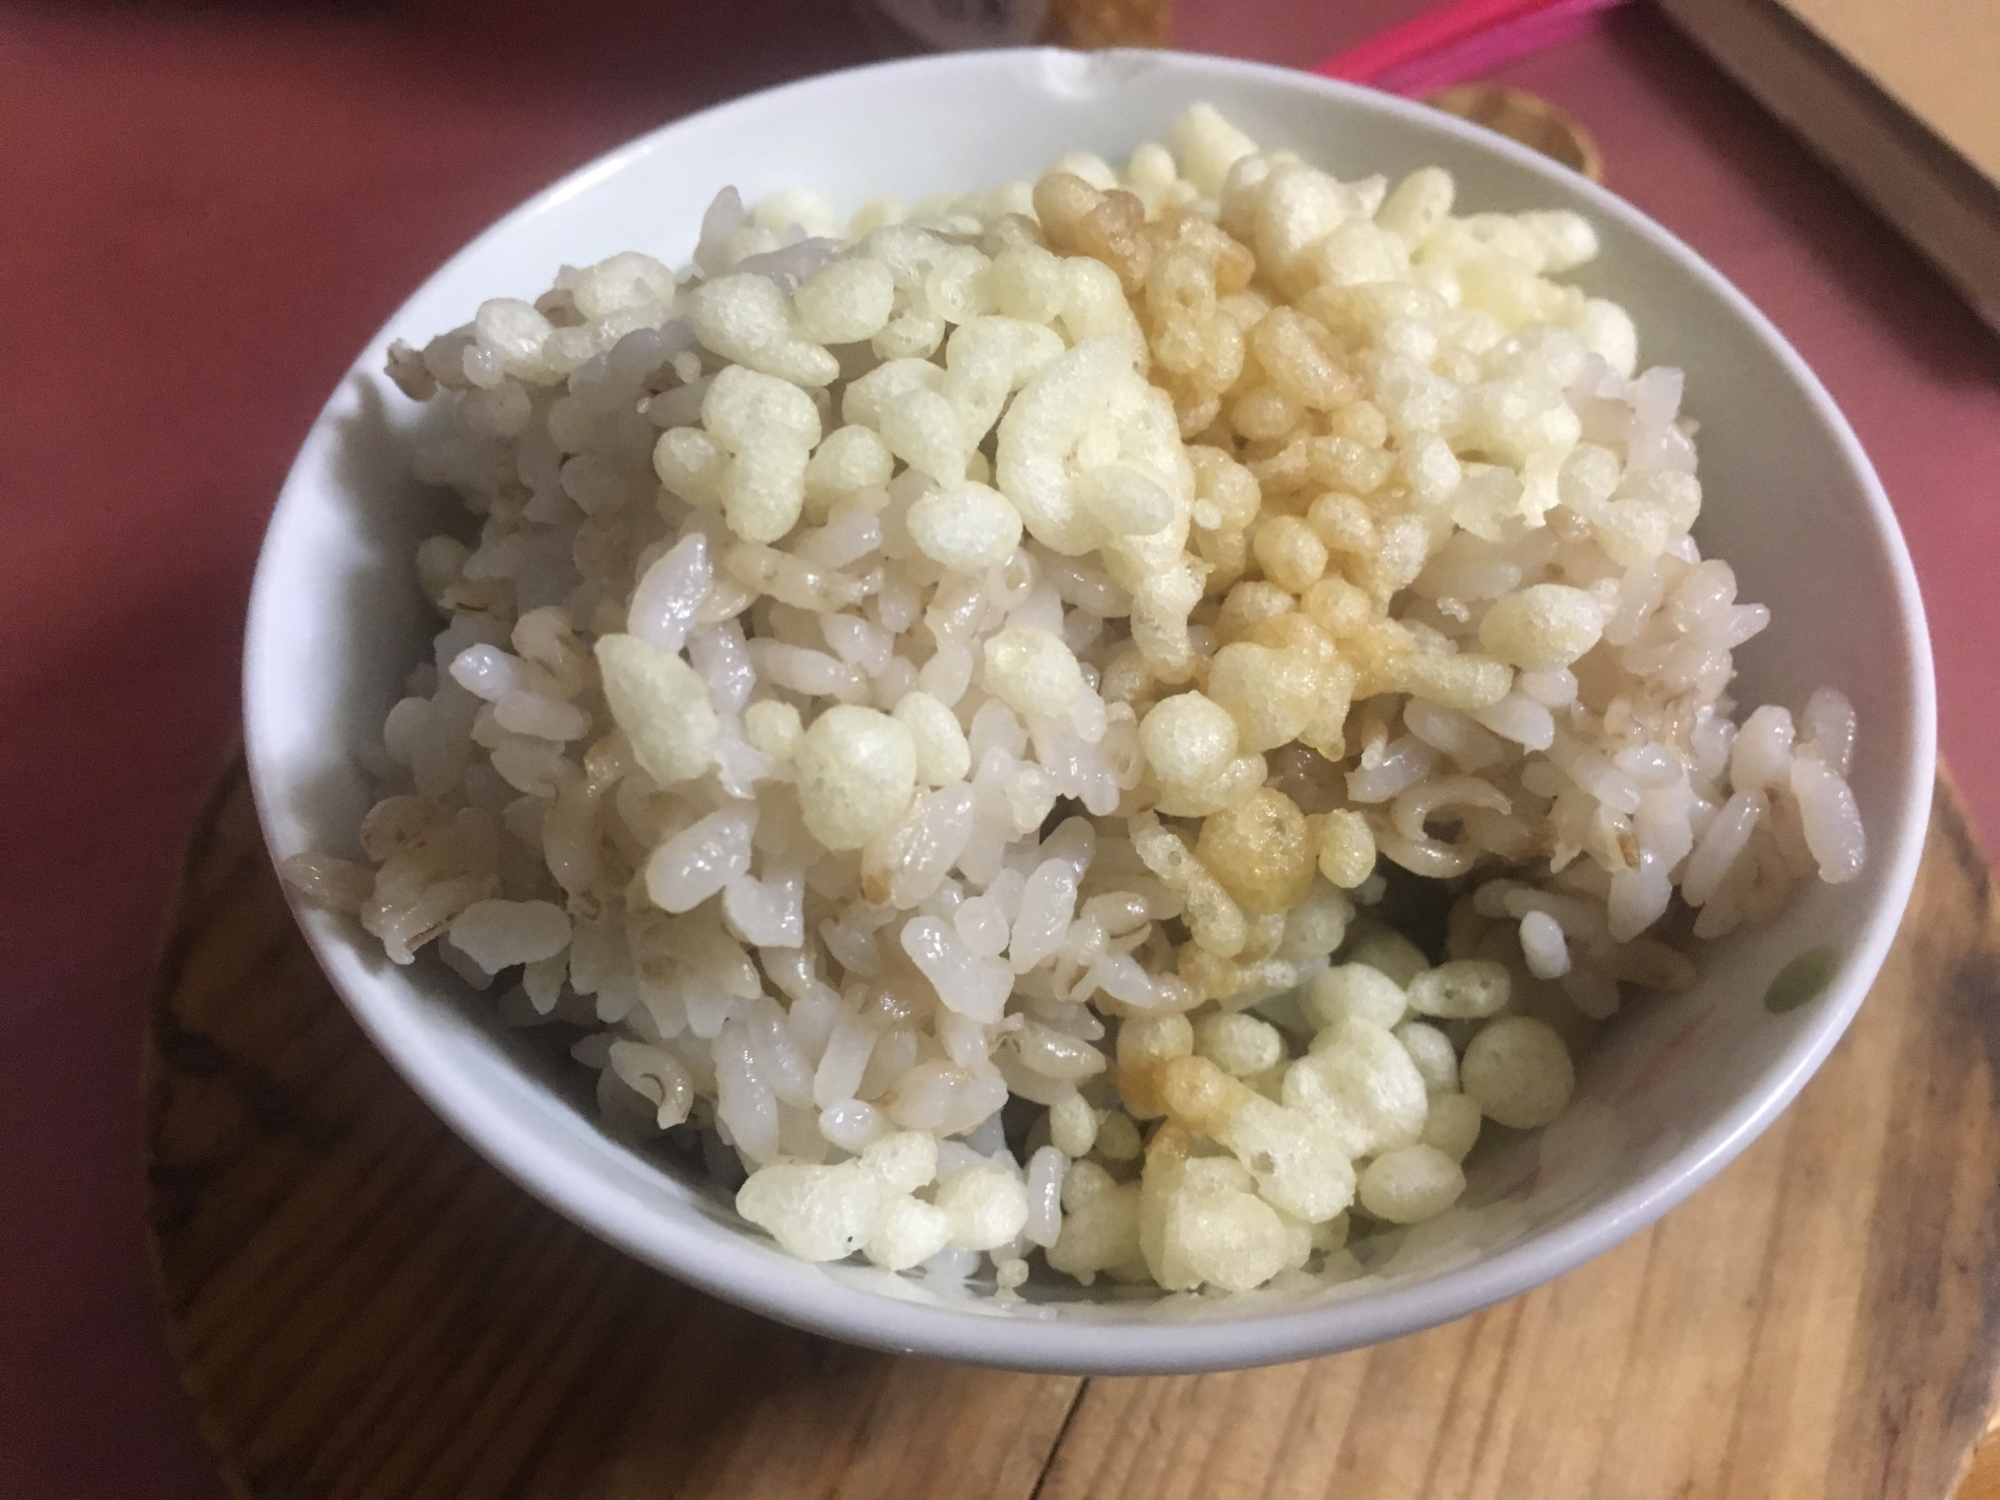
xmin=244 ymin=47 xmax=1935 ymax=1374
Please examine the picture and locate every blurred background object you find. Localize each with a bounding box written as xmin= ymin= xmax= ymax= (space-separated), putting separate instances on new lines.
xmin=861 ymin=0 xmax=1615 ymax=177
xmin=855 ymin=0 xmax=1173 ymax=52
xmin=1310 ymin=0 xmax=1630 ymax=179
xmin=1426 ymin=81 xmax=1602 ymax=177
xmin=1048 ymin=0 xmax=1175 ymax=47
xmin=1317 ymin=0 xmax=1630 ymax=94
xmin=1660 ymin=0 xmax=2000 ymax=332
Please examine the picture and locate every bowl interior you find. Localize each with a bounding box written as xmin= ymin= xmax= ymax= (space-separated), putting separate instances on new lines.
xmin=244 ymin=47 xmax=1934 ymax=1373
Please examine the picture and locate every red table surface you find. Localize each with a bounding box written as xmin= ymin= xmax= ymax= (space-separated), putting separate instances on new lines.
xmin=3 ymin=2 xmax=1995 ymax=1494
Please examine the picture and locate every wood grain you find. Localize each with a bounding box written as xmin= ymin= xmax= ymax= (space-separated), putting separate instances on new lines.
xmin=145 ymin=760 xmax=2000 ymax=1500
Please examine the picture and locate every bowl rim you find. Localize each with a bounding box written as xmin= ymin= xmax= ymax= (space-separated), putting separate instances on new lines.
xmin=243 ymin=44 xmax=1937 ymax=1375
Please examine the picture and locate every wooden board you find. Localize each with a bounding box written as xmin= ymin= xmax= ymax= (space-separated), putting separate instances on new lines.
xmin=144 ymin=758 xmax=2000 ymax=1500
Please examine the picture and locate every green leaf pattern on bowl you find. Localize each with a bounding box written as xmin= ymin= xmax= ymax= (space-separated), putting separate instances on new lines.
xmin=1765 ymin=946 xmax=1841 ymax=1014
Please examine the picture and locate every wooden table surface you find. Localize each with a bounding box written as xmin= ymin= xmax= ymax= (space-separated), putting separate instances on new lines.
xmin=145 ymin=764 xmax=2000 ymax=1500
xmin=6 ymin=2 xmax=2000 ymax=1496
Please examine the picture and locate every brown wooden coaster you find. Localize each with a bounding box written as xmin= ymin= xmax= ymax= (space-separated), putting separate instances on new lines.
xmin=145 ymin=758 xmax=2000 ymax=1500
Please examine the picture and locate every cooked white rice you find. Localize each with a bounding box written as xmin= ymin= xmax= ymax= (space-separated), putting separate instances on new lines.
xmin=283 ymin=104 xmax=1866 ymax=1296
